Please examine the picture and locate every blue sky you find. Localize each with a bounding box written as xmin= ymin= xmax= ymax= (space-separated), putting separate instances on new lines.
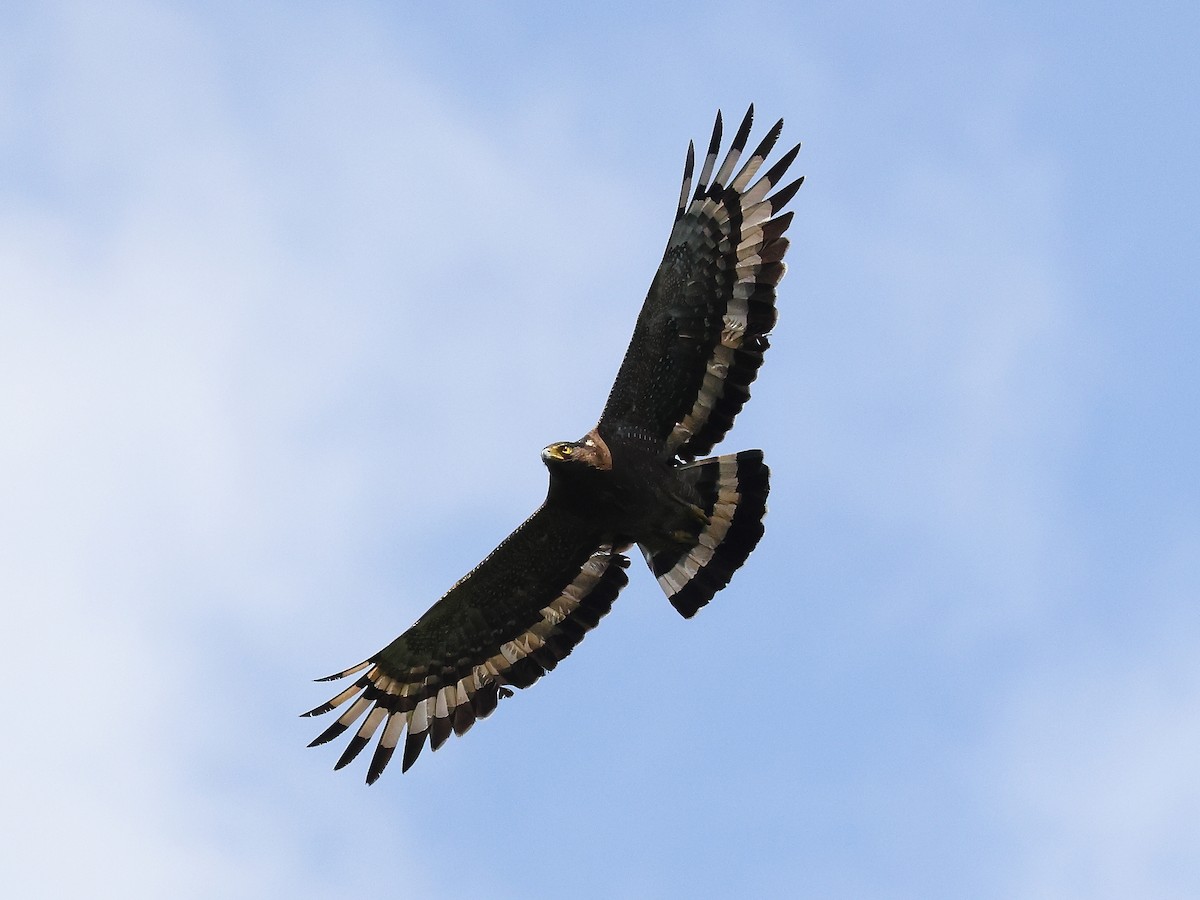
xmin=2 ymin=2 xmax=1197 ymax=897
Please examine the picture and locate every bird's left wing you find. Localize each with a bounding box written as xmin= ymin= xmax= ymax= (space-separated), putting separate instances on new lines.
xmin=598 ymin=106 xmax=802 ymax=460
xmin=304 ymin=505 xmax=629 ymax=783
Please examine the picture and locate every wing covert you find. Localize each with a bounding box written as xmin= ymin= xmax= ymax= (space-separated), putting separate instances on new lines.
xmin=598 ymin=106 xmax=802 ymax=460
xmin=303 ymin=505 xmax=630 ymax=782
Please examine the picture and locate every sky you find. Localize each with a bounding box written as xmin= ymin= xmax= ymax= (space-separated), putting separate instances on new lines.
xmin=1 ymin=1 xmax=1198 ymax=897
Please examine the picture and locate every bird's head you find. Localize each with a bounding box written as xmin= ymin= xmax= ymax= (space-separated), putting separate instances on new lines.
xmin=540 ymin=430 xmax=612 ymax=472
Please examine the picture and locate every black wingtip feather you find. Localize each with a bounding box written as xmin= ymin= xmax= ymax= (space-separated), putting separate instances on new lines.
xmin=750 ymin=118 xmax=784 ymax=163
xmin=730 ymin=105 xmax=755 ymax=154
xmin=760 ymin=237 xmax=790 ymax=265
xmin=694 ymin=110 xmax=724 ymax=200
xmin=677 ymin=140 xmax=697 ymax=221
xmin=681 ymin=142 xmax=695 ymax=183
xmin=308 ymin=720 xmax=349 ymax=748
xmin=756 ymin=260 xmax=786 ymax=286
xmin=452 ymin=701 xmax=476 ymax=737
xmin=762 ymin=142 xmax=801 ymax=189
xmin=334 ymin=734 xmax=370 ymax=770
xmin=429 ymin=713 xmax=454 ymax=751
xmin=366 ymin=743 xmax=394 ymax=784
xmin=708 ymin=109 xmax=724 ymax=156
xmin=401 ymin=729 xmax=427 ymax=773
xmin=762 ymin=210 xmax=794 ymax=242
xmin=768 ymin=176 xmax=805 ymax=213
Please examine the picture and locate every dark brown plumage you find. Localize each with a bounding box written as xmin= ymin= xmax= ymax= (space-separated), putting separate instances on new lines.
xmin=304 ymin=106 xmax=802 ymax=782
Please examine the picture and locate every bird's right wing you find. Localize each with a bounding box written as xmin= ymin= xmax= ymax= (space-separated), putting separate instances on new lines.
xmin=303 ymin=505 xmax=629 ymax=783
xmin=597 ymin=106 xmax=802 ymax=460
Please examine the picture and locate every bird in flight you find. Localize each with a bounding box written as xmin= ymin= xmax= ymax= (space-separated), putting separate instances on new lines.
xmin=304 ymin=106 xmax=802 ymax=783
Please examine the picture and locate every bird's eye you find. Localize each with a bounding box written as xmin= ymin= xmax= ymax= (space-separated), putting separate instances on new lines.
xmin=560 ymin=444 xmax=573 ymax=456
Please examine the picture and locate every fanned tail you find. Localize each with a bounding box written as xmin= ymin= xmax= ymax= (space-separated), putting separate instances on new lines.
xmin=640 ymin=450 xmax=770 ymax=618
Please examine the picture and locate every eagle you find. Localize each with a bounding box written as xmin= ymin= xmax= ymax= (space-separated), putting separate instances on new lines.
xmin=305 ymin=106 xmax=802 ymax=783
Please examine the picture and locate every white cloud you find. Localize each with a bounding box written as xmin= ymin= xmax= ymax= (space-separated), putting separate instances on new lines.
xmin=0 ymin=3 xmax=644 ymax=895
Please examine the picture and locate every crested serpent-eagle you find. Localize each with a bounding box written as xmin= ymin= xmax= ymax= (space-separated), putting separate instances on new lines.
xmin=305 ymin=106 xmax=803 ymax=782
